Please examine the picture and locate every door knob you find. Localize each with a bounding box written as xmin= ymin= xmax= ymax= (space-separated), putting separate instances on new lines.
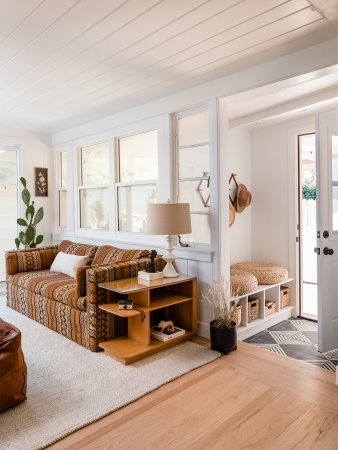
xmin=323 ymin=247 xmax=334 ymax=255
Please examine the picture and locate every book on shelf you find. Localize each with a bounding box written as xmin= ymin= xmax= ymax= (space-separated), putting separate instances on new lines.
xmin=150 ymin=325 xmax=186 ymax=342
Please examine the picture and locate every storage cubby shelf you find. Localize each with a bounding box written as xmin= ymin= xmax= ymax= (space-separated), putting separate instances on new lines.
xmin=230 ymin=278 xmax=294 ymax=339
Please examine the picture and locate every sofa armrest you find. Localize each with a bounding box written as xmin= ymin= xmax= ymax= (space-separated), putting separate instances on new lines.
xmin=6 ymin=245 xmax=59 ymax=276
xmin=74 ymin=265 xmax=90 ymax=297
xmin=86 ymin=258 xmax=148 ymax=305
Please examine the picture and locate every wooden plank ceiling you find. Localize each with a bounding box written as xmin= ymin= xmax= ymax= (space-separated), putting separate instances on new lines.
xmin=0 ymin=0 xmax=337 ymax=132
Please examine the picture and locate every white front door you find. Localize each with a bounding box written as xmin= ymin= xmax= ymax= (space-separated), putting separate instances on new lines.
xmin=316 ymin=111 xmax=338 ymax=353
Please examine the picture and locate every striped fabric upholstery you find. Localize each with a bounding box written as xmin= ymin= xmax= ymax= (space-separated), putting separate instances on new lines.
xmin=6 ymin=246 xmax=58 ymax=275
xmin=92 ymin=245 xmax=149 ymax=266
xmin=6 ymin=242 xmax=165 ymax=352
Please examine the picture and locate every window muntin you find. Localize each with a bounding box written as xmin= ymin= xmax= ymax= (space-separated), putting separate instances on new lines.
xmin=177 ymin=111 xmax=210 ymax=245
xmin=57 ymin=151 xmax=68 ymax=228
xmin=117 ymin=131 xmax=158 ymax=233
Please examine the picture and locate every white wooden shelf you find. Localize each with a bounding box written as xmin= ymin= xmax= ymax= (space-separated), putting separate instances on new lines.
xmin=230 ymin=278 xmax=295 ymax=340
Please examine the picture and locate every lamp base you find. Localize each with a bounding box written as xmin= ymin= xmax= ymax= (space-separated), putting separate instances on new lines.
xmin=162 ymin=260 xmax=179 ymax=278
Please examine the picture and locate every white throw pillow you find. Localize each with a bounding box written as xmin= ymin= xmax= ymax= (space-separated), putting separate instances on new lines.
xmin=50 ymin=252 xmax=89 ymax=278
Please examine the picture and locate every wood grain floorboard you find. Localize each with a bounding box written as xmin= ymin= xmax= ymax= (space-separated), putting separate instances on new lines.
xmin=49 ymin=341 xmax=338 ymax=450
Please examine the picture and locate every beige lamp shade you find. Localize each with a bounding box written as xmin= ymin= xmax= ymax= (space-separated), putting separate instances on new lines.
xmin=147 ymin=203 xmax=192 ymax=235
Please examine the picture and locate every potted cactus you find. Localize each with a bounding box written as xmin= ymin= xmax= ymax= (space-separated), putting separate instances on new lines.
xmin=15 ymin=177 xmax=44 ymax=249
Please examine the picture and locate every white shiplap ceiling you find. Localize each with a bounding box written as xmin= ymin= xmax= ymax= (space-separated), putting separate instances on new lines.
xmin=0 ymin=0 xmax=337 ymax=133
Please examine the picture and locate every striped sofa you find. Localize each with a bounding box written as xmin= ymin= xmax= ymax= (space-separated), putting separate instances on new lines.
xmin=6 ymin=240 xmax=162 ymax=351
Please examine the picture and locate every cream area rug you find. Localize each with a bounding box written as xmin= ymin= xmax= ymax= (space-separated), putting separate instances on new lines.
xmin=0 ymin=300 xmax=219 ymax=450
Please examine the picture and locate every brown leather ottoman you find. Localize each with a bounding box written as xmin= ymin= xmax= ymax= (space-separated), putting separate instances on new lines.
xmin=0 ymin=318 xmax=27 ymax=411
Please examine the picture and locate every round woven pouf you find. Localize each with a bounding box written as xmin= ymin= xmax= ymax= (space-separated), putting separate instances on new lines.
xmin=230 ymin=269 xmax=258 ymax=296
xmin=231 ymin=262 xmax=288 ymax=285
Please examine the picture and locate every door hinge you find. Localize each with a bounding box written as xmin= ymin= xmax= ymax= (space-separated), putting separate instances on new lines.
xmin=296 ymin=237 xmax=299 ymax=242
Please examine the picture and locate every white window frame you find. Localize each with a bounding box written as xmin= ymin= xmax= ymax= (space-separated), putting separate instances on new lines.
xmin=174 ymin=106 xmax=211 ymax=247
xmin=115 ymin=129 xmax=159 ymax=235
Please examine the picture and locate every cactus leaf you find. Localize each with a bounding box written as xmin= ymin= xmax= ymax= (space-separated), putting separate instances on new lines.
xmin=19 ymin=231 xmax=27 ymax=245
xmin=17 ymin=218 xmax=28 ymax=227
xmin=25 ymin=225 xmax=35 ymax=244
xmin=35 ymin=235 xmax=43 ymax=245
xmin=20 ymin=177 xmax=27 ymax=188
xmin=22 ymin=188 xmax=30 ymax=207
xmin=15 ymin=238 xmax=20 ymax=249
xmin=33 ymin=207 xmax=44 ymax=226
xmin=26 ymin=205 xmax=35 ymax=222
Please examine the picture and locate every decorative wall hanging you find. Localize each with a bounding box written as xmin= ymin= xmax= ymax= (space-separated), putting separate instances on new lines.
xmin=35 ymin=167 xmax=48 ymax=197
xmin=229 ymin=173 xmax=238 ymax=207
xmin=196 ymin=171 xmax=210 ymax=207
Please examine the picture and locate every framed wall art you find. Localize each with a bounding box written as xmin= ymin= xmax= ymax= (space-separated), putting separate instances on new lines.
xmin=35 ymin=167 xmax=48 ymax=197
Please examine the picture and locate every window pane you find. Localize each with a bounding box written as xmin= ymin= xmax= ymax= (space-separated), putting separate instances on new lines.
xmin=81 ymin=143 xmax=109 ymax=185
xmin=332 ymin=186 xmax=338 ymax=232
xmin=119 ymin=131 xmax=158 ymax=182
xmin=178 ymin=112 xmax=209 ymax=146
xmin=179 ymin=180 xmax=210 ymax=214
xmin=60 ymin=152 xmax=67 ymax=188
xmin=332 ymin=134 xmax=338 ymax=182
xmin=118 ymin=184 xmax=157 ymax=232
xmin=184 ymin=214 xmax=211 ymax=245
xmin=179 ymin=145 xmax=209 ymax=179
xmin=80 ymin=188 xmax=109 ymax=230
xmin=59 ymin=191 xmax=67 ymax=227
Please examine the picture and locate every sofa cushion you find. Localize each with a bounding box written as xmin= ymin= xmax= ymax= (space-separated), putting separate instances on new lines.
xmin=58 ymin=240 xmax=97 ymax=264
xmin=8 ymin=270 xmax=86 ymax=311
xmin=50 ymin=252 xmax=89 ymax=278
xmin=92 ymin=245 xmax=149 ymax=266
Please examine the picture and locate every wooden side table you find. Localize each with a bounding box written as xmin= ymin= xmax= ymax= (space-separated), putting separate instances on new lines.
xmin=98 ymin=275 xmax=197 ymax=364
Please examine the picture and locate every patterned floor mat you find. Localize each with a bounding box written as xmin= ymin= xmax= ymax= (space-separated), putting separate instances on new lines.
xmin=244 ymin=318 xmax=338 ymax=372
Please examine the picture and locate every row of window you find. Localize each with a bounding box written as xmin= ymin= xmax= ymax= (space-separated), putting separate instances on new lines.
xmin=56 ymin=111 xmax=211 ymax=245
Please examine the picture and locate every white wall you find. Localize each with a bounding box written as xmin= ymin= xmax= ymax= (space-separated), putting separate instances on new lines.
xmin=228 ymin=127 xmax=252 ymax=264
xmin=250 ymin=117 xmax=315 ymax=272
xmin=0 ymin=129 xmax=53 ymax=250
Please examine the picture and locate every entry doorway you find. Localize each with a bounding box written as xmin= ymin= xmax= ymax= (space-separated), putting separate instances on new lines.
xmin=298 ymin=133 xmax=317 ymax=320
xmin=0 ymin=148 xmax=18 ymax=281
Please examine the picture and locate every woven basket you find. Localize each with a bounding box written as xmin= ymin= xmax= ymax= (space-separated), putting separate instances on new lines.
xmin=232 ymin=305 xmax=242 ymax=326
xmin=248 ymin=298 xmax=259 ymax=322
xmin=265 ymin=300 xmax=277 ymax=317
xmin=280 ymin=286 xmax=290 ymax=308
xmin=230 ymin=269 xmax=258 ymax=296
xmin=231 ymin=262 xmax=288 ymax=285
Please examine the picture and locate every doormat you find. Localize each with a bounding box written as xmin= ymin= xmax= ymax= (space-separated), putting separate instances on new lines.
xmin=244 ymin=318 xmax=338 ymax=372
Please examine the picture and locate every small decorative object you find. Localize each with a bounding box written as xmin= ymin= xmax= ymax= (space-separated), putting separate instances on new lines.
xmin=35 ymin=167 xmax=48 ymax=197
xmin=157 ymin=320 xmax=174 ymax=332
xmin=118 ymin=299 xmax=133 ymax=310
xmin=196 ymin=171 xmax=210 ymax=207
xmin=15 ymin=177 xmax=44 ymax=249
xmin=235 ymin=184 xmax=252 ymax=213
xmin=229 ymin=173 xmax=238 ymax=206
xmin=202 ymin=277 xmax=239 ymax=354
xmin=151 ymin=321 xmax=185 ymax=342
xmin=147 ymin=202 xmax=192 ymax=278
xmin=146 ymin=249 xmax=157 ymax=273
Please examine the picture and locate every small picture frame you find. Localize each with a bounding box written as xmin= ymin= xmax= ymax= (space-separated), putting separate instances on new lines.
xmin=35 ymin=167 xmax=48 ymax=197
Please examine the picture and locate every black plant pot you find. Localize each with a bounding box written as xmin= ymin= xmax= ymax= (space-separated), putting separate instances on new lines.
xmin=210 ymin=320 xmax=237 ymax=355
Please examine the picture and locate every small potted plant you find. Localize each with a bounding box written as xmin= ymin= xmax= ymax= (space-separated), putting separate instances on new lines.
xmin=202 ymin=277 xmax=239 ymax=354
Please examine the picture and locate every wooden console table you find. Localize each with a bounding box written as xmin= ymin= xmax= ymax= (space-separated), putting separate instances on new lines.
xmin=98 ymin=275 xmax=197 ymax=365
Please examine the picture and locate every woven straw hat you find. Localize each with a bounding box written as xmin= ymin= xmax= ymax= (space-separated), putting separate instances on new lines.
xmin=236 ymin=184 xmax=252 ymax=213
xmin=229 ymin=201 xmax=235 ymax=227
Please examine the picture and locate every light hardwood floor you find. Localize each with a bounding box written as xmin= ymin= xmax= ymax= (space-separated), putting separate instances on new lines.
xmin=50 ymin=340 xmax=338 ymax=450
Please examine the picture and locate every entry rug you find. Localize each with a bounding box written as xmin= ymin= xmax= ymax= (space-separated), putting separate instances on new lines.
xmin=0 ymin=300 xmax=220 ymax=450
xmin=245 ymin=317 xmax=338 ymax=372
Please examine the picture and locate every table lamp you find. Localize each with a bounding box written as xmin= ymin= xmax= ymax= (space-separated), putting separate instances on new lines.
xmin=147 ymin=202 xmax=192 ymax=277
